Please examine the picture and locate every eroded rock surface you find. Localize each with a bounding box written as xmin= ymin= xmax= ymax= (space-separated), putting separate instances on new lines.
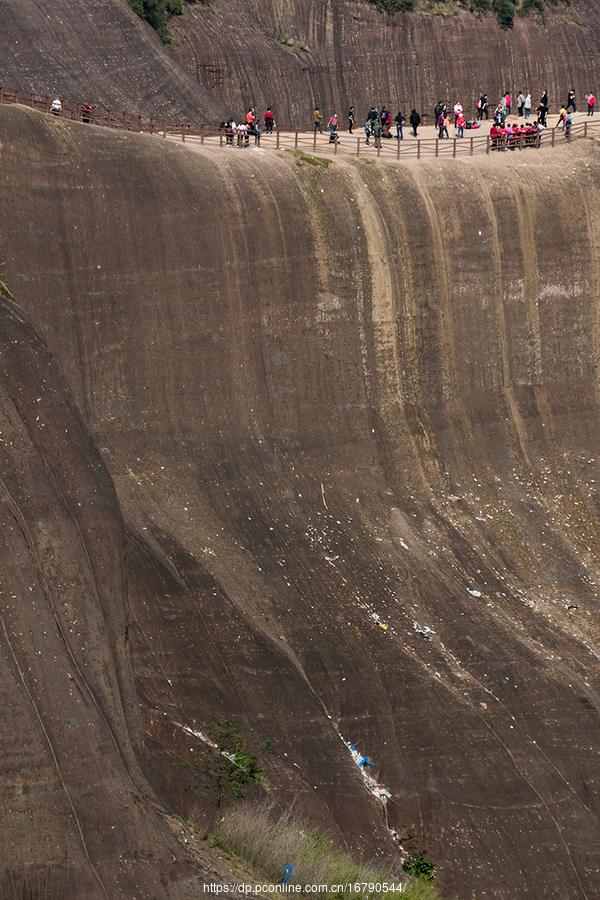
xmin=0 ymin=0 xmax=228 ymax=122
xmin=0 ymin=292 xmax=220 ymax=896
xmin=2 ymin=104 xmax=600 ymax=898
xmin=170 ymin=0 xmax=600 ymax=128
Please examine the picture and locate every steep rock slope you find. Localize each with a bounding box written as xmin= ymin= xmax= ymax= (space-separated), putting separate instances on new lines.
xmin=3 ymin=104 xmax=600 ymax=898
xmin=0 ymin=294 xmax=220 ymax=897
xmin=0 ymin=0 xmax=229 ymax=122
xmin=171 ymin=0 xmax=600 ymax=127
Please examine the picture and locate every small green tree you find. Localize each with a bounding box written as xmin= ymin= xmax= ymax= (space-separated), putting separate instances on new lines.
xmin=402 ymin=853 xmax=436 ymax=883
xmin=494 ymin=0 xmax=515 ymax=28
xmin=184 ymin=717 xmax=264 ymax=809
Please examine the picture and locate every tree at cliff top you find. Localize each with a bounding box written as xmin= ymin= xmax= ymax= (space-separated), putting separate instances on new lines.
xmin=127 ymin=0 xmax=207 ymax=43
xmin=362 ymin=0 xmax=569 ymax=30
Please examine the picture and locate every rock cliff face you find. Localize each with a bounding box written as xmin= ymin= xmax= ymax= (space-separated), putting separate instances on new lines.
xmin=171 ymin=0 xmax=600 ymax=127
xmin=0 ymin=0 xmax=228 ymax=122
xmin=2 ymin=0 xmax=600 ymax=131
xmin=0 ymin=287 xmax=217 ymax=897
xmin=3 ymin=103 xmax=600 ymax=898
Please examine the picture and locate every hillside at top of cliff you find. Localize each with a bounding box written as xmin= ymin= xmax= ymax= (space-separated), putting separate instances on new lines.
xmin=2 ymin=0 xmax=600 ymax=128
xmin=168 ymin=0 xmax=600 ymax=127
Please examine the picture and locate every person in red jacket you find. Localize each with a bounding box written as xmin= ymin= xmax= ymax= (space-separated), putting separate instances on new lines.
xmin=490 ymin=122 xmax=502 ymax=150
xmin=264 ymin=108 xmax=275 ymax=133
xmin=586 ymin=93 xmax=596 ymax=117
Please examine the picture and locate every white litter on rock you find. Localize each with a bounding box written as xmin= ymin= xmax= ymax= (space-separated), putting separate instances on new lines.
xmin=342 ymin=738 xmax=392 ymax=801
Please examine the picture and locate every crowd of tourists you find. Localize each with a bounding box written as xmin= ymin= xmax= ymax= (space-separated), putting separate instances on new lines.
xmin=223 ymin=87 xmax=594 ymax=148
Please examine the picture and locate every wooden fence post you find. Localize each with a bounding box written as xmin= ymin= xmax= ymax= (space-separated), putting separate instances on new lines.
xmin=182 ymin=123 xmax=185 ymax=143
xmin=435 ymin=139 xmax=439 ymax=158
xmin=313 ymin=131 xmax=317 ymax=152
xmin=551 ymin=128 xmax=555 ymax=147
xmin=397 ymin=139 xmax=400 ymax=159
xmin=486 ymin=135 xmax=490 ymax=155
xmin=417 ymin=140 xmax=421 ymax=159
xmin=201 ymin=124 xmax=204 ymax=145
xmin=295 ymin=132 xmax=298 ymax=149
xmin=163 ymin=119 xmax=166 ymax=138
xmin=470 ymin=136 xmax=474 ymax=156
xmin=334 ymin=134 xmax=338 ymax=155
xmin=357 ymin=138 xmax=360 ymax=157
xmin=138 ymin=116 xmax=142 ymax=132
xmin=276 ymin=131 xmax=280 ymax=149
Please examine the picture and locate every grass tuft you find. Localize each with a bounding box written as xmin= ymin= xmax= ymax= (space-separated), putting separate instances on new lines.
xmin=285 ymin=149 xmax=331 ymax=168
xmin=214 ymin=801 xmax=440 ymax=899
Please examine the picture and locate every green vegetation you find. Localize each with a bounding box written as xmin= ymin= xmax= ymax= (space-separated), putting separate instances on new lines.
xmin=127 ymin=0 xmax=207 ymax=43
xmin=402 ymin=854 xmax=436 ymax=884
xmin=368 ymin=0 xmax=416 ymax=12
xmin=285 ymin=149 xmax=332 ymax=168
xmin=173 ymin=813 xmax=200 ymax=830
xmin=297 ymin=43 xmax=310 ymax=52
xmin=494 ymin=0 xmax=515 ymax=29
xmin=519 ymin=0 xmax=544 ymax=12
xmin=214 ymin=801 xmax=441 ymax=899
xmin=360 ymin=0 xmax=570 ymax=29
xmin=183 ymin=718 xmax=264 ymax=809
xmin=279 ymin=36 xmax=294 ymax=46
xmin=0 ymin=280 xmax=15 ymax=303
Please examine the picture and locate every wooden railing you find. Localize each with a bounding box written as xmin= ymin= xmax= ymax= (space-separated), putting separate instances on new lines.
xmin=2 ymin=85 xmax=598 ymax=161
xmin=178 ymin=121 xmax=599 ymax=160
xmin=0 ymin=85 xmax=202 ymax=136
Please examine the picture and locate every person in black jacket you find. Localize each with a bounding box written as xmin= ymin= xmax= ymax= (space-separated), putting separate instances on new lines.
xmin=566 ymin=89 xmax=576 ymax=112
xmin=409 ymin=108 xmax=421 ymax=137
xmin=348 ymin=107 xmax=355 ymax=134
xmin=538 ymin=90 xmax=549 ymax=127
xmin=394 ymin=111 xmax=405 ymax=139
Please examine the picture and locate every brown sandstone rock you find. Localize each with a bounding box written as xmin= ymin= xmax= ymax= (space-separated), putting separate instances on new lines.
xmin=2 ymin=102 xmax=600 ymax=899
xmin=0 ymin=0 xmax=229 ymax=122
xmin=170 ymin=0 xmax=600 ymax=128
